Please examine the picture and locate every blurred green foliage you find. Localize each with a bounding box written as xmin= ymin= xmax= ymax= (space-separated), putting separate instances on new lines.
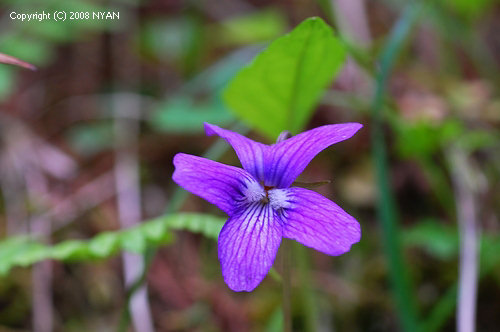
xmin=0 ymin=67 xmax=15 ymax=99
xmin=443 ymin=0 xmax=495 ymax=20
xmin=394 ymin=120 xmax=463 ymax=159
xmin=403 ymin=219 xmax=459 ymax=260
xmin=148 ymin=45 xmax=257 ymax=134
xmin=66 ymin=122 xmax=115 ymax=156
xmin=140 ymin=17 xmax=201 ymax=66
xmin=212 ymin=9 xmax=287 ymax=46
xmin=150 ymin=96 xmax=234 ymax=133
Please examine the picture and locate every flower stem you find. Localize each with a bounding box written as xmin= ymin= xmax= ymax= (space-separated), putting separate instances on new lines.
xmin=448 ymin=147 xmax=479 ymax=332
xmin=277 ymin=131 xmax=292 ymax=143
xmin=282 ymin=239 xmax=292 ymax=332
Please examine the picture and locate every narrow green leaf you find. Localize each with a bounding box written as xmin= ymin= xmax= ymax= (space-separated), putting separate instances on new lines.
xmin=89 ymin=232 xmax=120 ymax=258
xmin=0 ymin=213 xmax=225 ymax=276
xmin=141 ymin=219 xmax=169 ymax=244
xmin=371 ymin=3 xmax=424 ymax=331
xmin=154 ymin=213 xmax=225 ymax=239
xmin=223 ymin=17 xmax=346 ymax=140
xmin=50 ymin=240 xmax=88 ymax=261
xmin=121 ymin=230 xmax=148 ymax=254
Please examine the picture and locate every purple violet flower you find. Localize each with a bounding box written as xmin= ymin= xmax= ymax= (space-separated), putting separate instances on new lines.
xmin=172 ymin=123 xmax=362 ymax=292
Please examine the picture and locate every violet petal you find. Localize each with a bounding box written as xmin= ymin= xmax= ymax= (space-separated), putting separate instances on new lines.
xmin=218 ymin=203 xmax=282 ymax=291
xmin=172 ymin=153 xmax=254 ymax=215
xmin=266 ymin=123 xmax=363 ymax=188
xmin=204 ymin=123 xmax=268 ymax=183
xmin=283 ymin=188 xmax=361 ymax=255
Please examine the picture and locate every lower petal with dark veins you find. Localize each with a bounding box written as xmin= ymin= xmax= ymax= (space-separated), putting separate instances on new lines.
xmin=218 ymin=202 xmax=282 ymax=291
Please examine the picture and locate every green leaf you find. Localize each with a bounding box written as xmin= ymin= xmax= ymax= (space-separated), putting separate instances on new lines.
xmin=51 ymin=240 xmax=89 ymax=260
xmin=141 ymin=220 xmax=169 ymax=244
xmin=223 ymin=17 xmax=346 ymax=140
xmin=88 ymin=232 xmax=120 ymax=258
xmin=0 ymin=213 xmax=225 ymax=276
xmin=121 ymin=229 xmax=148 ymax=253
xmin=0 ymin=237 xmax=46 ymax=273
xmin=154 ymin=212 xmax=225 ymax=240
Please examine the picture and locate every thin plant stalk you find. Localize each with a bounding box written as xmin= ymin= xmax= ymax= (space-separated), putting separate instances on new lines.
xmin=112 ymin=5 xmax=154 ymax=331
xmin=113 ymin=95 xmax=154 ymax=332
xmin=282 ymin=239 xmax=292 ymax=332
xmin=26 ymin=169 xmax=53 ymax=332
xmin=32 ymin=224 xmax=53 ymax=332
xmin=448 ymin=147 xmax=479 ymax=332
xmin=295 ymin=245 xmax=319 ymax=332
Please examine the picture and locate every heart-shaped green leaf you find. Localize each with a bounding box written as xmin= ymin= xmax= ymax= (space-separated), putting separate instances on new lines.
xmin=223 ymin=17 xmax=346 ymax=140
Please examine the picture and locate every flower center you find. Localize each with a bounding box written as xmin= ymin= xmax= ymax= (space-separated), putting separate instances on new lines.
xmin=267 ymin=188 xmax=291 ymax=210
xmin=261 ymin=185 xmax=274 ymax=203
xmin=242 ymin=180 xmax=290 ymax=210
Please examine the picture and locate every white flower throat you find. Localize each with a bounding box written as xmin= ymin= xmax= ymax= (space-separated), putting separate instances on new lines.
xmin=242 ymin=179 xmax=291 ymax=210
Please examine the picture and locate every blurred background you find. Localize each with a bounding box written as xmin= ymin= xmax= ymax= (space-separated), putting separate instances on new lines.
xmin=0 ymin=0 xmax=499 ymax=331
